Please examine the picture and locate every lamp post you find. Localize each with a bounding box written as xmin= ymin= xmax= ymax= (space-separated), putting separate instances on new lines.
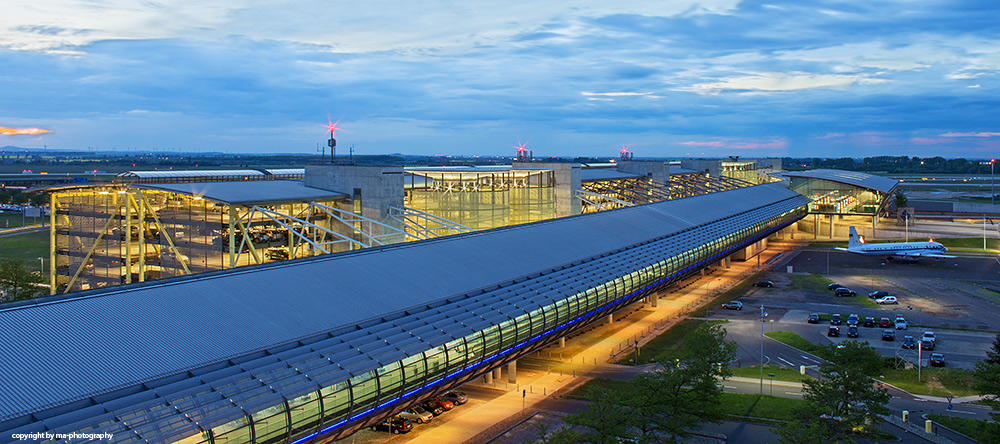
xmin=760 ymin=304 xmax=767 ymax=394
xmin=37 ymin=257 xmax=43 ymax=275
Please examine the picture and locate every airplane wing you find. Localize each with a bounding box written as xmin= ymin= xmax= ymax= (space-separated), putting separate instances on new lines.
xmin=895 ymin=251 xmax=957 ymax=258
xmin=834 ymin=247 xmax=849 ymax=252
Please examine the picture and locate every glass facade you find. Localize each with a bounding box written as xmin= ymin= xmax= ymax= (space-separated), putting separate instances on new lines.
xmin=788 ymin=177 xmax=886 ymax=214
xmin=404 ymin=169 xmax=556 ymax=231
xmin=17 ymin=192 xmax=808 ymax=444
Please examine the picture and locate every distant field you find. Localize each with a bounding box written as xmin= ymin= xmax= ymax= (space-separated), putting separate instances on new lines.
xmin=0 ymin=213 xmax=45 ymax=229
xmin=0 ymin=231 xmax=49 ymax=262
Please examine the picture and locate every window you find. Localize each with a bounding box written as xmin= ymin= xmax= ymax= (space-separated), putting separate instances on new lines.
xmin=288 ymin=391 xmax=322 ymax=437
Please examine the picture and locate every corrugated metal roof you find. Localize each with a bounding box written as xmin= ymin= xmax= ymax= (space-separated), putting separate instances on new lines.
xmin=0 ymin=184 xmax=807 ymax=422
xmin=117 ymin=170 xmax=268 ymax=179
xmin=781 ymin=169 xmax=899 ymax=193
xmin=129 ymin=180 xmax=347 ymax=205
xmin=580 ymin=169 xmax=642 ymax=182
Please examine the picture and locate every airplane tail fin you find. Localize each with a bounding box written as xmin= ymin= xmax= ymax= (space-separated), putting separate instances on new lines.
xmin=848 ymin=226 xmax=862 ymax=248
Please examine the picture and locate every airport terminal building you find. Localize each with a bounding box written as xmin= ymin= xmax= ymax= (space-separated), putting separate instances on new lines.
xmin=2 ymin=179 xmax=809 ymax=443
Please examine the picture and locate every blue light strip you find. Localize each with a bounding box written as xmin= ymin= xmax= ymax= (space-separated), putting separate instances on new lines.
xmin=298 ymin=211 xmax=803 ymax=443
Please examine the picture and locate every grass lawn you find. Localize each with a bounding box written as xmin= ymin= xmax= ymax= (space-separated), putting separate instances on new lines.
xmin=879 ymin=366 xmax=980 ymax=397
xmin=564 ymin=377 xmax=629 ymax=400
xmin=765 ymin=331 xmax=826 ymax=354
xmin=790 ymin=273 xmax=834 ymax=291
xmin=927 ymin=414 xmax=997 ymax=443
xmin=730 ymin=364 xmax=814 ymax=383
xmin=720 ymin=393 xmax=806 ymax=422
xmin=936 ymin=237 xmax=1000 ymax=254
xmin=0 ymin=231 xmax=49 ymax=262
xmin=617 ymin=318 xmax=726 ymax=365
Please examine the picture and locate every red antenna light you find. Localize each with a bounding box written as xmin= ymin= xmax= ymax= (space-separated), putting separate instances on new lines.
xmin=619 ymin=143 xmax=633 ymax=161
xmin=326 ymin=119 xmax=341 ymax=136
xmin=515 ymin=140 xmax=528 ymax=154
xmin=514 ymin=139 xmax=531 ymax=162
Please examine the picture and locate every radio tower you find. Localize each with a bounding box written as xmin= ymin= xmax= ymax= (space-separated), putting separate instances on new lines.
xmin=326 ymin=120 xmax=340 ymax=164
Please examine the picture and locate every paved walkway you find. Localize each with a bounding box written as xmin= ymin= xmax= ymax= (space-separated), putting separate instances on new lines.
xmin=403 ymin=248 xmax=790 ymax=444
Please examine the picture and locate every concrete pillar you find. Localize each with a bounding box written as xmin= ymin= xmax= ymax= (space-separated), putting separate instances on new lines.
xmin=304 ymin=165 xmax=406 ymax=245
xmin=508 ymin=360 xmax=517 ymax=384
xmin=650 ymin=295 xmax=658 ymax=308
xmin=828 ymin=215 xmax=833 ymax=239
xmin=484 ymin=371 xmax=493 ymax=384
xmin=559 ymin=337 xmax=566 ymax=347
xmin=493 ymin=367 xmax=502 ymax=381
xmin=607 ymin=314 xmax=614 ymax=324
xmin=725 ymin=256 xmax=731 ymax=268
xmin=719 ymin=259 xmax=725 ymax=268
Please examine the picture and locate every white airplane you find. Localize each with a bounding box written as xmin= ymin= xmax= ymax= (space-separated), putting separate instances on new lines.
xmin=836 ymin=226 xmax=956 ymax=261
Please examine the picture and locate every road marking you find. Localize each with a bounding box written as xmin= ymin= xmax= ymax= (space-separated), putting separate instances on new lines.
xmin=724 ymin=386 xmax=737 ymax=389
xmin=784 ymin=392 xmax=802 ymax=396
xmin=951 ymin=410 xmax=976 ymax=415
xmin=800 ymin=355 xmax=819 ymax=363
xmin=778 ymin=357 xmax=795 ymax=367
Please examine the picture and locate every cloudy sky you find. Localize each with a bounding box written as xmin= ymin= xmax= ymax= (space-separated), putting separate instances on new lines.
xmin=1 ymin=0 xmax=998 ymax=158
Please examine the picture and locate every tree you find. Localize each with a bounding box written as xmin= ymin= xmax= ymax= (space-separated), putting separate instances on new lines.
xmin=974 ymin=338 xmax=1000 ymax=443
xmin=562 ymin=322 xmax=737 ymax=443
xmin=777 ymin=341 xmax=891 ymax=444
xmin=894 ymin=191 xmax=908 ymax=209
xmin=986 ymin=332 xmax=1000 ymax=366
xmin=0 ymin=258 xmax=43 ymax=302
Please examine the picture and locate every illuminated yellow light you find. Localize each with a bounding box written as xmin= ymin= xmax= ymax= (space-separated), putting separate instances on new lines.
xmin=193 ymin=196 xmax=203 ymax=200
xmin=97 ymin=191 xmax=110 ymax=195
xmin=116 ymin=191 xmax=126 ymax=194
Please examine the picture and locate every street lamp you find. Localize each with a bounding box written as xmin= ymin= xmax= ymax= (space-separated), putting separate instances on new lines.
xmin=37 ymin=257 xmax=43 ymax=275
xmin=760 ymin=304 xmax=768 ymax=394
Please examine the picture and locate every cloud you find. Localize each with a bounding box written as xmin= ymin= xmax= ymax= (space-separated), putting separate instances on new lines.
xmin=940 ymin=132 xmax=1000 ymax=138
xmin=0 ymin=127 xmax=53 ymax=135
xmin=677 ymin=72 xmax=886 ymax=95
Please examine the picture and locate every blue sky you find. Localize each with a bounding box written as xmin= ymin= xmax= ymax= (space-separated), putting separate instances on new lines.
xmin=1 ymin=0 xmax=999 ymax=158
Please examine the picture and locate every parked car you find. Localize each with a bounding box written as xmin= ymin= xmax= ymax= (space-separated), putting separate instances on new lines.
xmin=863 ymin=316 xmax=876 ymax=327
xmin=868 ymin=290 xmax=890 ymax=299
xmin=807 ymin=313 xmax=820 ymax=324
xmin=398 ymin=408 xmax=433 ymax=424
xmin=929 ymin=353 xmax=945 ymax=367
xmin=922 ymin=331 xmax=936 ymax=344
xmin=876 ymin=296 xmax=898 ymax=305
xmin=920 ymin=339 xmax=935 ymax=351
xmin=429 ymin=397 xmax=454 ymax=411
xmin=894 ymin=317 xmax=907 ymax=330
xmin=830 ymin=314 xmax=842 ymax=325
xmin=828 ymin=283 xmax=844 ymax=290
xmin=879 ymin=317 xmax=892 ymax=328
xmin=847 ymin=325 xmax=859 ymax=338
xmin=901 ymin=335 xmax=916 ymax=349
xmin=835 ymin=287 xmax=857 ymax=297
xmin=722 ymin=301 xmax=743 ymax=310
xmin=847 ymin=314 xmax=859 ymax=326
xmin=371 ymin=418 xmax=413 ymax=434
xmin=439 ymin=391 xmax=469 ymax=405
xmin=752 ymin=280 xmax=773 ymax=288
xmin=882 ymin=329 xmax=895 ymax=341
xmin=418 ymin=400 xmax=444 ymax=416
xmin=828 ymin=326 xmax=840 ymax=337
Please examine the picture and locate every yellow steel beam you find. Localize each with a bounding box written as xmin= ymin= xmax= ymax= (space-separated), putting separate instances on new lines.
xmin=125 ymin=190 xmax=131 ymax=284
xmin=228 ymin=206 xmax=237 ymax=269
xmin=64 ymin=198 xmax=125 ymax=294
xmin=49 ymin=193 xmax=56 ymax=295
xmin=139 ymin=192 xmax=191 ymax=276
xmin=235 ymin=216 xmax=262 ymax=265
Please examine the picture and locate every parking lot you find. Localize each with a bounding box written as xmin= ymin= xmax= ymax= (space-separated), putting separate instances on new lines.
xmin=716 ymin=249 xmax=1000 ymax=370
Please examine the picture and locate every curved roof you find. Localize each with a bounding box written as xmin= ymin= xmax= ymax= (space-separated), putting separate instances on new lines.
xmin=0 ymin=184 xmax=808 ymax=424
xmin=781 ymin=169 xmax=898 ymax=193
